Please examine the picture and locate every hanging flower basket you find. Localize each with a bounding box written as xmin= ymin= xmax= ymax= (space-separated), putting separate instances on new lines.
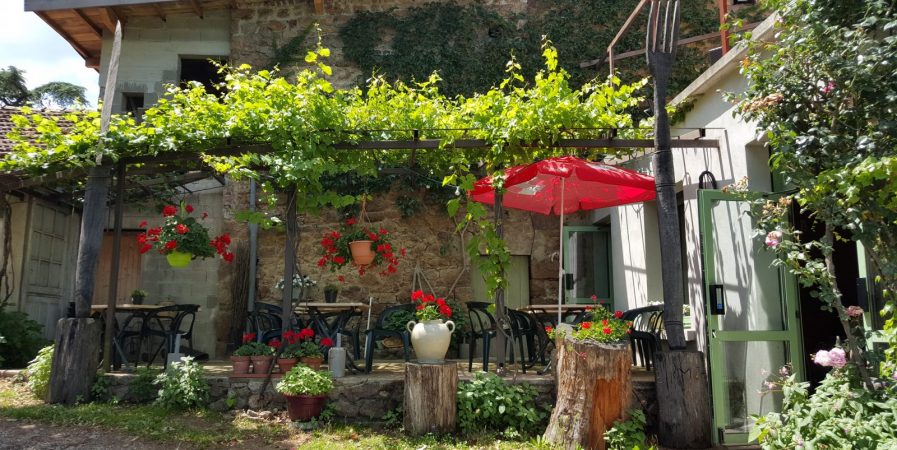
xmin=318 ymin=216 xmax=405 ymax=277
xmin=137 ymin=203 xmax=233 ymax=267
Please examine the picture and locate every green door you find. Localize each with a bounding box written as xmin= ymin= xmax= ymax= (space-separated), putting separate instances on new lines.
xmin=698 ymin=190 xmax=804 ymax=445
xmin=563 ymin=225 xmax=613 ymax=310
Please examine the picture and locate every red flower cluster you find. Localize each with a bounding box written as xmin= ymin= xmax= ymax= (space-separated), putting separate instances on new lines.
xmin=162 ymin=205 xmax=178 ymax=217
xmin=211 ymin=234 xmax=233 ymax=262
xmin=411 ymin=289 xmax=452 ymax=320
xmin=320 ymin=337 xmax=334 ymax=347
xmin=298 ymin=328 xmax=315 ymax=341
xmin=268 ymin=338 xmax=282 ymax=349
xmin=242 ymin=332 xmax=256 ymax=344
xmin=175 ymin=224 xmax=189 ymax=235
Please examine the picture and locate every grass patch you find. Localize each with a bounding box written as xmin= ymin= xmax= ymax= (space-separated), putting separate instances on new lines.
xmin=0 ymin=379 xmax=550 ymax=449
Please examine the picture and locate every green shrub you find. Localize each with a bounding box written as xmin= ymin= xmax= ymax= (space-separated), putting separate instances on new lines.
xmin=752 ymin=367 xmax=897 ymax=449
xmin=0 ymin=305 xmax=46 ymax=368
xmin=457 ymin=373 xmax=546 ymax=437
xmin=128 ymin=367 xmax=159 ymax=403
xmin=605 ymin=409 xmax=654 ymax=450
xmin=25 ymin=344 xmax=53 ymax=399
xmin=275 ymin=364 xmax=333 ymax=396
xmin=154 ymin=357 xmax=209 ymax=410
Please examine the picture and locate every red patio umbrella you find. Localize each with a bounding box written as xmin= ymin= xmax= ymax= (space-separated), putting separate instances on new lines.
xmin=469 ymin=156 xmax=656 ymax=324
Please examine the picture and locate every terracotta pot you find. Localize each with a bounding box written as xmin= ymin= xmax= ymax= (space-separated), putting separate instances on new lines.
xmin=284 ymin=394 xmax=328 ymax=421
xmin=230 ymin=355 xmax=251 ymax=375
xmin=300 ymin=356 xmax=324 ymax=370
xmin=348 ymin=240 xmax=375 ymax=265
xmin=250 ymin=355 xmax=274 ymax=374
xmin=407 ymin=319 xmax=455 ymax=363
xmin=278 ymin=358 xmax=299 ymax=374
xmin=166 ymin=251 xmax=192 ymax=268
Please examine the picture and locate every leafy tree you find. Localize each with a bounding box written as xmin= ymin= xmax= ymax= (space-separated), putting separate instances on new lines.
xmin=31 ymin=81 xmax=87 ymax=108
xmin=0 ymin=66 xmax=29 ymax=107
xmin=734 ymin=0 xmax=897 ymax=382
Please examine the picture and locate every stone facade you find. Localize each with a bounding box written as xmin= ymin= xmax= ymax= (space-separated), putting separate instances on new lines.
xmin=230 ymin=0 xmax=531 ymax=90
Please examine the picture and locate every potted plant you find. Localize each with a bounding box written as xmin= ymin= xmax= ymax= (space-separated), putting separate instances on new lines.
xmin=231 ymin=332 xmax=258 ymax=375
xmin=276 ymin=274 xmax=317 ymax=301
xmin=136 ymin=203 xmax=233 ymax=268
xmin=275 ymin=364 xmax=334 ymax=421
xmin=278 ymin=330 xmax=302 ymax=373
xmin=406 ymin=290 xmax=455 ymax=363
xmin=323 ymin=284 xmax=339 ymax=303
xmin=318 ymin=217 xmax=405 ymax=277
xmin=236 ymin=340 xmax=275 ymax=374
xmin=130 ymin=289 xmax=147 ymax=305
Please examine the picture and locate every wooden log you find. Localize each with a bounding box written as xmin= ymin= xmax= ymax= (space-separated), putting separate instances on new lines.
xmin=47 ymin=318 xmax=101 ymax=404
xmin=543 ymin=337 xmax=631 ymax=450
xmin=403 ymin=362 xmax=457 ymax=434
xmin=655 ymin=350 xmax=712 ymax=449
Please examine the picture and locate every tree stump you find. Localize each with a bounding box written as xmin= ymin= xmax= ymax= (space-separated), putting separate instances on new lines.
xmin=543 ymin=337 xmax=631 ymax=450
xmin=655 ymin=350 xmax=712 ymax=449
xmin=48 ymin=318 xmax=101 ymax=404
xmin=403 ymin=362 xmax=457 ymax=435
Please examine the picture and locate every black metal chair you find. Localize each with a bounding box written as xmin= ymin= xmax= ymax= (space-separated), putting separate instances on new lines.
xmin=363 ymin=304 xmax=415 ymax=372
xmin=507 ymin=309 xmax=544 ymax=373
xmin=466 ymin=301 xmax=498 ymax=372
xmin=621 ymin=304 xmax=664 ymax=370
xmin=145 ymin=304 xmax=199 ymax=367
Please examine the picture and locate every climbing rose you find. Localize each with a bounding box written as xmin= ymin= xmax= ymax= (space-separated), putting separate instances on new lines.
xmin=321 ymin=338 xmax=334 ymax=347
xmin=175 ymin=224 xmax=189 ymax=235
xmin=813 ymin=350 xmax=831 ymax=367
xmin=846 ymin=306 xmax=864 ymax=318
xmin=162 ymin=205 xmax=177 ymax=217
xmin=765 ymin=230 xmax=783 ymax=248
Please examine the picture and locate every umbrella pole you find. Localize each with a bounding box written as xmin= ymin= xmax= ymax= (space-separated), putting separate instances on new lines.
xmin=557 ymin=178 xmax=565 ymax=326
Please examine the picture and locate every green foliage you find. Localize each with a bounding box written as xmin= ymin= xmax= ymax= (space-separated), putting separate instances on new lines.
xmin=0 ymin=304 xmax=45 ymax=369
xmin=751 ymin=367 xmax=897 ymax=448
xmin=384 ymin=309 xmax=415 ymax=332
xmin=30 ymin=81 xmax=87 ymax=108
xmin=128 ymin=367 xmax=160 ymax=403
xmin=90 ymin=372 xmax=113 ymax=403
xmin=0 ymin=66 xmax=29 ymax=107
xmin=233 ymin=341 xmax=274 ymax=357
xmin=734 ymin=0 xmax=897 ymax=377
xmin=457 ymin=373 xmax=546 ymax=437
xmin=275 ymin=364 xmax=333 ymax=396
xmin=382 ymin=406 xmax=402 ymax=429
xmin=154 ymin=357 xmax=210 ymax=410
xmin=605 ymin=409 xmax=654 ymax=450
xmin=339 ymin=1 xmax=718 ymax=98
xmin=25 ymin=345 xmax=53 ymax=400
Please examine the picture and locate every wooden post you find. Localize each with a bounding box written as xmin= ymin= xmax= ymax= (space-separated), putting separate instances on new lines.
xmin=655 ymin=351 xmax=712 ymax=449
xmin=404 ymin=362 xmax=457 ymax=434
xmin=48 ymin=318 xmax=102 ymax=404
xmin=281 ymin=185 xmax=297 ymax=335
xmin=493 ymin=190 xmax=507 ymax=370
xmin=543 ymin=337 xmax=631 ymax=450
xmin=102 ymin=161 xmax=125 ymax=372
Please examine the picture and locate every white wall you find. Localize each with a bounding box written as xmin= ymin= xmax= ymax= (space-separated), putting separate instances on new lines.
xmin=98 ymin=10 xmax=231 ymax=113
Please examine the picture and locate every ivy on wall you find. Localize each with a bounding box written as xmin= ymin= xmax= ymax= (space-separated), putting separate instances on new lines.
xmin=339 ymin=0 xmax=720 ymax=97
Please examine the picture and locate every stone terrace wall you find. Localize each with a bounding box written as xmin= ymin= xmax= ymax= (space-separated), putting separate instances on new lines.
xmin=230 ymin=0 xmax=531 ymax=90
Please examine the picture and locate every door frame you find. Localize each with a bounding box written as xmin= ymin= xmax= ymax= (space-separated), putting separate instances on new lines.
xmin=698 ymin=189 xmax=804 ymax=445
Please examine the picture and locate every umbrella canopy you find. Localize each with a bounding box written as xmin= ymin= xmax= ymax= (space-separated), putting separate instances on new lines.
xmin=469 ymin=156 xmax=656 ymax=215
xmin=469 ymin=156 xmax=656 ymax=327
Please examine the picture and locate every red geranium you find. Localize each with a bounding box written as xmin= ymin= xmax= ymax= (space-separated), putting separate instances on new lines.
xmin=268 ymin=338 xmax=282 ymax=349
xmin=582 ymin=322 xmax=592 ymax=329
xmin=175 ymin=224 xmax=189 ymax=235
xmin=185 ymin=204 xmax=194 ymax=213
xmin=614 ymin=310 xmax=623 ymax=319
xmin=411 ymin=289 xmax=452 ymax=321
xmin=162 ymin=205 xmax=178 ymax=217
xmin=242 ymin=332 xmax=256 ymax=344
xmin=320 ymin=338 xmax=334 ymax=347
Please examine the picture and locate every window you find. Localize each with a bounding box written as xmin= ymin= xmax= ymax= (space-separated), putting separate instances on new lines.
xmin=180 ymin=57 xmax=226 ymax=93
xmin=122 ymin=93 xmax=144 ymax=118
xmin=564 ymin=225 xmax=613 ymax=309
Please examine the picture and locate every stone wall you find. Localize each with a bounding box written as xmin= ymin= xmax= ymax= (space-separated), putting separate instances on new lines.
xmin=230 ymin=0 xmax=530 ymax=90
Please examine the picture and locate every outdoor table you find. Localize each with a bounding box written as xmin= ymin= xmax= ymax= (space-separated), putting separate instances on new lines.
xmin=294 ymin=302 xmax=367 ymax=373
xmin=519 ymin=304 xmax=593 ymax=374
xmin=90 ymin=304 xmax=166 ymax=368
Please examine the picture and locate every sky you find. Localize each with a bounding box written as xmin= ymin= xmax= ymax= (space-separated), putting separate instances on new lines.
xmin=0 ymin=1 xmax=100 ymax=106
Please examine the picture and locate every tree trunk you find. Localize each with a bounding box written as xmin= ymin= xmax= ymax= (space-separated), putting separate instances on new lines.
xmin=655 ymin=350 xmax=712 ymax=449
xmin=543 ymin=337 xmax=631 ymax=450
xmin=403 ymin=362 xmax=457 ymax=434
xmin=48 ymin=318 xmax=101 ymax=404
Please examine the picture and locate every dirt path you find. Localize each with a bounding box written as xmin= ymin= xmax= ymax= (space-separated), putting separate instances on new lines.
xmin=0 ymin=418 xmax=189 ymax=450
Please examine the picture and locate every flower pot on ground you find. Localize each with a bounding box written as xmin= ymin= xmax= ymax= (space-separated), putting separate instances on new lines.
xmin=137 ymin=203 xmax=234 ymax=268
xmin=276 ymin=365 xmax=334 ymax=422
xmin=406 ymin=290 xmax=455 ymax=364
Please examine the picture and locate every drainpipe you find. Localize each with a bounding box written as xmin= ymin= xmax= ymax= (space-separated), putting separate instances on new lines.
xmin=247 ymin=179 xmax=258 ymax=313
